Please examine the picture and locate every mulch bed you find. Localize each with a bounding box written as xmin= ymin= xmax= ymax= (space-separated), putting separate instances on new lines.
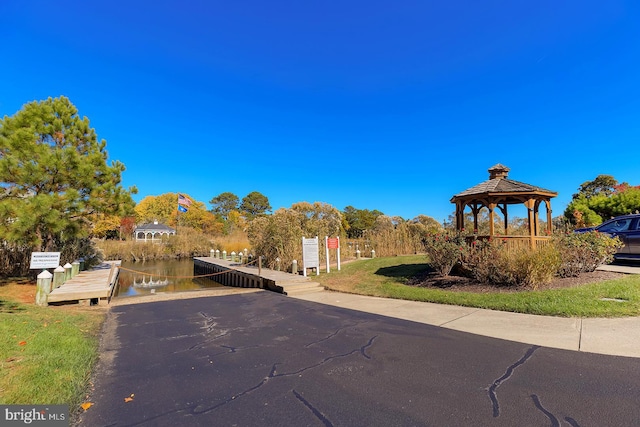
xmin=406 ymin=269 xmax=624 ymax=293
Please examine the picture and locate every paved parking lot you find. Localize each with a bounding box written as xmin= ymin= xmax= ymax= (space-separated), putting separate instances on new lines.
xmin=80 ymin=292 xmax=640 ymax=426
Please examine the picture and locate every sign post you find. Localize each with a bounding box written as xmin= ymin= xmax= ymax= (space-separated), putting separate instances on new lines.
xmin=325 ymin=236 xmax=340 ymax=272
xmin=302 ymin=236 xmax=319 ymax=277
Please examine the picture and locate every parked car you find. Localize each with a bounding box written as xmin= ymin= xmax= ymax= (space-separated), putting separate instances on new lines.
xmin=575 ymin=214 xmax=640 ymax=261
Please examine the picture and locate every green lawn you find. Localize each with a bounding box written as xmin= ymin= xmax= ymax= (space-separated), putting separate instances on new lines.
xmin=315 ymin=255 xmax=640 ymax=317
xmin=0 ymin=290 xmax=104 ymax=415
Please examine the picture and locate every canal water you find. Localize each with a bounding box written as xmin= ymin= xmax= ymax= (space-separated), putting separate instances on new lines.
xmin=115 ymin=259 xmax=224 ymax=298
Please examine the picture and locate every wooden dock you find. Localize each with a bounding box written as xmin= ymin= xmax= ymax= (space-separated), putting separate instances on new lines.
xmin=193 ymin=257 xmax=324 ymax=296
xmin=48 ymin=261 xmax=121 ymax=304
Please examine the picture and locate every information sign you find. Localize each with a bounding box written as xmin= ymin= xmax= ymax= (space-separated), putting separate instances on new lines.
xmin=29 ymin=252 xmax=61 ymax=270
xmin=302 ymin=236 xmax=319 ymax=276
xmin=327 ymin=238 xmax=339 ymax=249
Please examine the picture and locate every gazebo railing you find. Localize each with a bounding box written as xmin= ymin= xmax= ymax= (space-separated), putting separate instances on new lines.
xmin=465 ymin=235 xmax=552 ymax=250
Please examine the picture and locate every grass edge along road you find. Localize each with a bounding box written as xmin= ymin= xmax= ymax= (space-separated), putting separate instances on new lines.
xmin=0 ymin=280 xmax=105 ymax=420
xmin=314 ymin=255 xmax=640 ymax=318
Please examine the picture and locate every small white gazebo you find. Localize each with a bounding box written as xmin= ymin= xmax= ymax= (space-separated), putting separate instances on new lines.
xmin=134 ymin=221 xmax=176 ymax=242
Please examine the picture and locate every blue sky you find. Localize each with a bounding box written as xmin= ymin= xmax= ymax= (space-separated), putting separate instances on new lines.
xmin=1 ymin=1 xmax=639 ymax=223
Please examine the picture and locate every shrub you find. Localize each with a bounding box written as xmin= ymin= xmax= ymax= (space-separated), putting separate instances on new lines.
xmin=247 ymin=202 xmax=343 ymax=271
xmin=461 ymin=239 xmax=515 ymax=286
xmin=512 ymin=244 xmax=562 ymax=289
xmin=461 ymin=239 xmax=561 ymax=289
xmin=423 ymin=232 xmax=468 ymax=276
xmin=0 ymin=237 xmax=102 ymax=278
xmin=365 ymin=216 xmax=432 ymax=257
xmin=554 ymin=231 xmax=622 ymax=277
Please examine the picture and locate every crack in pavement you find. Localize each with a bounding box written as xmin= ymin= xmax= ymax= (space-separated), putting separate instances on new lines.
xmin=185 ymin=331 xmax=231 ymax=351
xmin=303 ymin=322 xmax=362 ymax=348
xmin=185 ymin=336 xmax=378 ymax=422
xmin=274 ymin=335 xmax=377 ymax=378
xmin=530 ymin=394 xmax=582 ymax=427
xmin=531 ymin=394 xmax=560 ymax=427
xmin=114 ymin=335 xmax=378 ymax=426
xmin=198 ymin=311 xmax=220 ymax=333
xmin=170 ymin=311 xmax=234 ymax=354
xmin=564 ymin=416 xmax=581 ymax=427
xmin=487 ymin=346 xmax=582 ymax=425
xmin=293 ymin=389 xmax=334 ymax=427
xmin=488 ymin=345 xmax=539 ymax=418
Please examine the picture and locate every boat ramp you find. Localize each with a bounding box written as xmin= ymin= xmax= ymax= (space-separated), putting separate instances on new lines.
xmin=193 ymin=257 xmax=324 ymax=296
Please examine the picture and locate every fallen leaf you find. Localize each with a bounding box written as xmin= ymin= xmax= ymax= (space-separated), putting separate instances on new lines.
xmin=81 ymin=402 xmax=93 ymax=411
xmin=124 ymin=393 xmax=135 ymax=403
xmin=18 ymin=341 xmax=27 ymax=346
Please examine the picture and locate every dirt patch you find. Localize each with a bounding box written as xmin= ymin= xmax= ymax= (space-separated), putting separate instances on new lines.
xmin=406 ymin=269 xmax=625 ymax=293
xmin=0 ymin=280 xmax=110 ymax=313
xmin=0 ymin=279 xmax=37 ymax=304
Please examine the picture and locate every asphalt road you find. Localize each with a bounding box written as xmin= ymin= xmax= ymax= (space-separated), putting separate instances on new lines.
xmin=79 ymin=292 xmax=640 ymax=426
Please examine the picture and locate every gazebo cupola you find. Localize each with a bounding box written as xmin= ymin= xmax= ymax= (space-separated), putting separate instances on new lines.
xmin=450 ymin=164 xmax=558 ymax=249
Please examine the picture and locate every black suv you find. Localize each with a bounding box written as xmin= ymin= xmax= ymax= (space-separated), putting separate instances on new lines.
xmin=575 ymin=214 xmax=640 ymax=261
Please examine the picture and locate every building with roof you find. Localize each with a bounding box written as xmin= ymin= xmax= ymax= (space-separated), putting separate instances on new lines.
xmin=450 ymin=164 xmax=557 ymax=249
xmin=134 ymin=221 xmax=176 ymax=242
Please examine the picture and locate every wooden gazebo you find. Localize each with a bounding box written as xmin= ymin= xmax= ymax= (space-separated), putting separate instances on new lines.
xmin=450 ymin=164 xmax=558 ymax=249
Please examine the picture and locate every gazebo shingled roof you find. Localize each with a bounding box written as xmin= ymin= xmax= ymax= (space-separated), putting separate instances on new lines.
xmin=453 ymin=166 xmax=556 ymax=198
xmin=450 ymin=164 xmax=558 ymax=248
xmin=135 ymin=222 xmax=176 ymax=233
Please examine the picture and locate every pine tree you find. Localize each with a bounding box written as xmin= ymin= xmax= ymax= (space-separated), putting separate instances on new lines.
xmin=0 ymin=96 xmax=136 ymax=251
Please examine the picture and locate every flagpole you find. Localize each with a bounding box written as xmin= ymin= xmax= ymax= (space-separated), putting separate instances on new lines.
xmin=177 ymin=194 xmax=182 ymax=230
xmin=177 ymin=193 xmax=191 ymax=231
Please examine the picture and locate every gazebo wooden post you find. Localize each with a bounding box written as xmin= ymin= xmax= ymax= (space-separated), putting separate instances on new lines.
xmin=502 ymin=204 xmax=508 ymax=235
xmin=488 ymin=203 xmax=496 ymax=237
xmin=534 ymin=200 xmax=541 ymax=237
xmin=471 ymin=204 xmax=481 ymax=234
xmin=455 ymin=201 xmax=464 ymax=231
xmin=525 ymin=199 xmax=536 ymax=250
xmin=546 ymin=202 xmax=553 ymax=234
xmin=496 ymin=204 xmax=508 ymax=235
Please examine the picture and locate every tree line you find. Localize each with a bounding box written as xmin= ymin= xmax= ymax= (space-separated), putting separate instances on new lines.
xmin=2 ymin=96 xmax=639 ymax=275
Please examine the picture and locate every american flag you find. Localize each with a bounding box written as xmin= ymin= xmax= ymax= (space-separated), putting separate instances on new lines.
xmin=178 ymin=194 xmax=192 ymax=207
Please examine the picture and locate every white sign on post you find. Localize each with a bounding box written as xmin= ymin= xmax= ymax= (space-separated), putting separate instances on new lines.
xmin=29 ymin=252 xmax=61 ymax=270
xmin=302 ymin=236 xmax=319 ymax=277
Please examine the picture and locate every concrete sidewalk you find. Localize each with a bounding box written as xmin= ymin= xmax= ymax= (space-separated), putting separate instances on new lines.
xmin=292 ymin=291 xmax=640 ymax=358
